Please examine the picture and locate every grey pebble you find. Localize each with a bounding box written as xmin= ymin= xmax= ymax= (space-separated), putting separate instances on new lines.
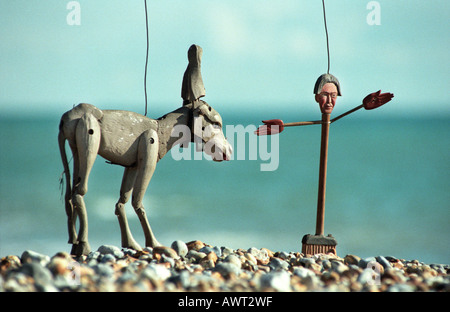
xmin=278 ymin=251 xmax=290 ymax=260
xmin=122 ymin=248 xmax=138 ymax=257
xmin=221 ymin=246 xmax=234 ymax=257
xmin=293 ymin=266 xmax=315 ymax=279
xmin=260 ymin=271 xmax=291 ymax=291
xmin=269 ymin=257 xmax=289 ymax=271
xmin=299 ymin=257 xmax=316 ymax=267
xmin=214 ymin=262 xmax=241 ymax=278
xmin=16 ymin=262 xmax=54 ymax=291
xmin=384 ymin=255 xmax=398 ymax=261
xmin=142 ymin=263 xmax=171 ymax=281
xmin=168 ymin=270 xmax=191 ymax=289
xmin=21 ymin=250 xmax=50 ymax=267
xmin=224 ymin=254 xmax=241 ymax=268
xmin=161 ymin=254 xmax=175 ymax=267
xmin=93 ymin=263 xmax=115 ymax=278
xmin=200 ymin=246 xmax=222 ymax=258
xmin=376 ymin=255 xmax=392 ymax=269
xmin=186 ymin=250 xmax=207 ymax=262
xmin=87 ymin=251 xmax=101 ymax=261
xmin=100 ymin=254 xmax=116 ymax=263
xmin=247 ymin=247 xmax=260 ymax=257
xmin=117 ymin=270 xmax=138 ymax=284
xmin=321 ymin=259 xmax=332 ymax=270
xmin=53 ymin=274 xmax=79 ymax=291
xmin=171 ymin=240 xmax=188 ymax=257
xmin=358 ymin=257 xmax=377 ymax=269
xmin=97 ymin=245 xmax=124 ymax=258
xmin=301 ymin=274 xmax=322 ymax=290
xmin=331 ymin=260 xmax=348 ymax=274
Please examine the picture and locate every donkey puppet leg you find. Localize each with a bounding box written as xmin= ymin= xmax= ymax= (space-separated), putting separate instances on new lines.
xmin=115 ymin=166 xmax=142 ymax=251
xmin=132 ymin=129 xmax=161 ymax=248
xmin=71 ymin=113 xmax=101 ymax=256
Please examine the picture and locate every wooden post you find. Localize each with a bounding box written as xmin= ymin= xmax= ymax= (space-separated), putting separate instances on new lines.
xmin=301 ymin=113 xmax=336 ymax=255
xmin=316 ymin=113 xmax=330 ymax=236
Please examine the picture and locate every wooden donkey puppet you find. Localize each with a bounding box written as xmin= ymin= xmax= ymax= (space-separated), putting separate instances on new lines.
xmin=58 ymin=44 xmax=232 ymax=256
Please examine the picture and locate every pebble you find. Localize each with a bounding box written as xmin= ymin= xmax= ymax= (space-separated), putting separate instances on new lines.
xmin=344 ymin=254 xmax=361 ymax=266
xmin=260 ymin=270 xmax=291 ymax=291
xmin=186 ymin=240 xmax=204 ymax=251
xmin=101 ymin=254 xmax=116 ymax=264
xmin=47 ymin=257 xmax=70 ymax=276
xmin=331 ymin=260 xmax=348 ymax=274
xmin=1 ymin=241 xmax=449 ymax=292
xmin=358 ymin=257 xmax=377 ymax=269
xmin=97 ymin=245 xmax=124 ymax=259
xmin=376 ymin=255 xmax=392 ymax=269
xmin=248 ymin=247 xmax=270 ymax=265
xmin=214 ymin=262 xmax=241 ymax=279
xmin=93 ymin=263 xmax=114 ymax=279
xmin=153 ymin=246 xmax=179 ymax=259
xmin=223 ymin=254 xmax=241 ymax=268
xmin=21 ymin=250 xmax=50 ymax=267
xmin=269 ymin=257 xmax=289 ymax=271
xmin=186 ymin=250 xmax=207 ymax=262
xmin=293 ymin=266 xmax=315 ymax=279
xmin=221 ymin=246 xmax=234 ymax=257
xmin=299 ymin=257 xmax=316 ymax=267
xmin=171 ymin=240 xmax=188 ymax=257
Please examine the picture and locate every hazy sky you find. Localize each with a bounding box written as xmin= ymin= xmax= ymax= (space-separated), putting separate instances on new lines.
xmin=1 ymin=1 xmax=449 ymax=117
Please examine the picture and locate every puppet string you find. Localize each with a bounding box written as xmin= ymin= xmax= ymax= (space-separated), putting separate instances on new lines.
xmin=144 ymin=0 xmax=149 ymax=116
xmin=322 ymin=0 xmax=330 ymax=74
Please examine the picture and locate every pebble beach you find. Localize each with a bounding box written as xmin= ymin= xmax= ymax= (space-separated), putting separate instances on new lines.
xmin=1 ymin=240 xmax=449 ymax=292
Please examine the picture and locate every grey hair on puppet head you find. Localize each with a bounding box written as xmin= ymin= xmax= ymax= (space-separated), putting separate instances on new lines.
xmin=313 ymin=73 xmax=342 ymax=96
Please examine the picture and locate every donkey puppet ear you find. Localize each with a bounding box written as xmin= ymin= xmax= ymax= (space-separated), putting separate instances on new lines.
xmin=196 ymin=103 xmax=222 ymax=127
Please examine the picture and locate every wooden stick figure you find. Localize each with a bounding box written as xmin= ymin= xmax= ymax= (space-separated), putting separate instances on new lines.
xmin=256 ymin=73 xmax=394 ymax=255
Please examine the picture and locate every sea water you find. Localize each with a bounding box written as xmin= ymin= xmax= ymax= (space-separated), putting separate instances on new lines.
xmin=0 ymin=109 xmax=449 ymax=264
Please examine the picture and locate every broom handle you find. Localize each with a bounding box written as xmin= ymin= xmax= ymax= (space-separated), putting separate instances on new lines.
xmin=316 ymin=113 xmax=330 ymax=235
xmin=331 ymin=104 xmax=364 ymax=123
xmin=283 ymin=120 xmax=322 ymax=127
xmin=283 ymin=104 xmax=364 ymax=128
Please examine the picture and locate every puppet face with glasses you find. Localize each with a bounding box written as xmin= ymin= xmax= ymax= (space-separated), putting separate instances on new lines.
xmin=315 ymin=83 xmax=338 ymax=114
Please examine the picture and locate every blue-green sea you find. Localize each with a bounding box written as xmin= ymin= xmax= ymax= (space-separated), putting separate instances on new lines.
xmin=1 ymin=108 xmax=449 ymax=264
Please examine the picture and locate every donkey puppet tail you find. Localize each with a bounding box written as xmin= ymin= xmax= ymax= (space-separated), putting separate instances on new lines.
xmin=58 ymin=127 xmax=73 ymax=215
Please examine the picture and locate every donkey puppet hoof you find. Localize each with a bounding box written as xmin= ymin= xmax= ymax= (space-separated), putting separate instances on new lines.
xmin=123 ymin=240 xmax=142 ymax=251
xmin=71 ymin=242 xmax=91 ymax=256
